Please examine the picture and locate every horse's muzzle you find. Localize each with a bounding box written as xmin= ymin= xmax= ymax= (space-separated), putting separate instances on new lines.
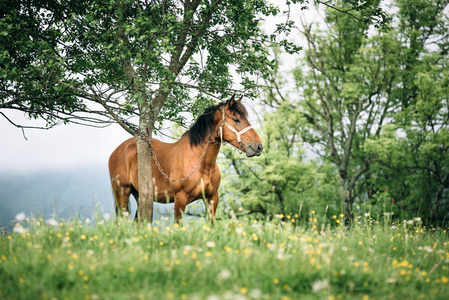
xmin=246 ymin=142 xmax=263 ymax=157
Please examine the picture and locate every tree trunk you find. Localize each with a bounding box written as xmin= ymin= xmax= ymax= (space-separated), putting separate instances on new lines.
xmin=136 ymin=136 xmax=154 ymax=223
xmin=339 ymin=173 xmax=353 ymax=225
xmin=430 ymin=183 xmax=444 ymax=223
xmin=136 ymin=101 xmax=154 ymax=223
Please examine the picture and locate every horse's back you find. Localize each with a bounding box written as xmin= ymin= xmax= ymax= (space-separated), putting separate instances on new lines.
xmin=108 ymin=137 xmax=172 ymax=188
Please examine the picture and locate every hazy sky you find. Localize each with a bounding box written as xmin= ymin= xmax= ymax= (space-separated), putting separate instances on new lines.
xmin=0 ymin=110 xmax=131 ymax=173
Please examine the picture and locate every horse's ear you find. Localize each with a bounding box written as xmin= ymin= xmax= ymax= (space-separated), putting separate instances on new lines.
xmin=228 ymin=94 xmax=236 ymax=106
xmin=237 ymin=96 xmax=243 ymax=103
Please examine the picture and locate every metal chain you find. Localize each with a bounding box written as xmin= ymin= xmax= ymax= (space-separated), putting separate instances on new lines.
xmin=151 ymin=137 xmax=214 ymax=183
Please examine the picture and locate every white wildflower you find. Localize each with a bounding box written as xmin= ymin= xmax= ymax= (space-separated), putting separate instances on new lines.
xmin=46 ymin=218 xmax=59 ymax=226
xmin=364 ymin=213 xmax=370 ymax=217
xmin=15 ymin=212 xmax=26 ymax=222
xmin=103 ymin=213 xmax=111 ymax=220
xmin=13 ymin=225 xmax=29 ymax=234
xmin=206 ymin=241 xmax=215 ymax=248
xmin=423 ymin=246 xmax=433 ymax=253
xmin=386 ymin=278 xmax=397 ymax=284
xmin=311 ymin=279 xmax=329 ymax=293
xmin=249 ymin=289 xmax=262 ymax=299
xmin=233 ymin=295 xmax=247 ymax=300
xmin=223 ymin=291 xmax=235 ymax=300
xmin=217 ymin=269 xmax=231 ymax=281
xmin=235 ymin=227 xmax=244 ymax=235
xmin=413 ymin=217 xmax=422 ymax=222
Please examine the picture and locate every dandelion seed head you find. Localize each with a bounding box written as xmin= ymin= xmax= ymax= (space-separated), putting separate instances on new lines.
xmin=46 ymin=218 xmax=59 ymax=227
xmin=13 ymin=225 xmax=29 ymax=234
xmin=15 ymin=212 xmax=26 ymax=222
xmin=311 ymin=279 xmax=329 ymax=293
xmin=217 ymin=269 xmax=231 ymax=281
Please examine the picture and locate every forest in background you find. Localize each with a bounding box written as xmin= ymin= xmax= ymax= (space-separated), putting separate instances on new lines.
xmin=218 ymin=0 xmax=449 ymax=226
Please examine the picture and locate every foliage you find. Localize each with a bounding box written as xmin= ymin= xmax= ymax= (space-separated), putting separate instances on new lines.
xmin=252 ymin=0 xmax=449 ymax=225
xmin=267 ymin=0 xmax=395 ymax=223
xmin=361 ymin=0 xmax=449 ymax=224
xmin=363 ymin=55 xmax=449 ymax=224
xmin=1 ymin=214 xmax=449 ymax=299
xmin=0 ymin=0 xmax=288 ymax=131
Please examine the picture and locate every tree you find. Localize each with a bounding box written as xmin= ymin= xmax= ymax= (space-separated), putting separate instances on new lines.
xmin=286 ymin=0 xmax=448 ymax=224
xmin=285 ymin=0 xmax=402 ymax=224
xmin=364 ymin=0 xmax=449 ymax=224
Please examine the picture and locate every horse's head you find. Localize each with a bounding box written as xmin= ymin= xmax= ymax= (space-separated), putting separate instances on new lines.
xmin=218 ymin=95 xmax=263 ymax=157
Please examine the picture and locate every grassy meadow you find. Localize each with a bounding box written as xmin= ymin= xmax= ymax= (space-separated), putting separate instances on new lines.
xmin=1 ymin=213 xmax=449 ymax=300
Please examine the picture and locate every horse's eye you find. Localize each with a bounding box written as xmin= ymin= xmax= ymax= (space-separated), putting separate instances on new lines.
xmin=233 ymin=119 xmax=240 ymax=123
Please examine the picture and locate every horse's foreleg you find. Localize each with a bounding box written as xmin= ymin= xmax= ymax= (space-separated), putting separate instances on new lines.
xmin=174 ymin=192 xmax=188 ymax=224
xmin=207 ymin=192 xmax=219 ymax=225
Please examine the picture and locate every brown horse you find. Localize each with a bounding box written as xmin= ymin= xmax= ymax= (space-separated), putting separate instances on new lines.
xmin=108 ymin=95 xmax=263 ymax=223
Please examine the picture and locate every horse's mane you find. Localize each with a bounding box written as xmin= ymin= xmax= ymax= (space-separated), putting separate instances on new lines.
xmin=185 ymin=99 xmax=248 ymax=147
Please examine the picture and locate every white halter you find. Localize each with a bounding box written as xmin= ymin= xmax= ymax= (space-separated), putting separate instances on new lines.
xmin=218 ymin=106 xmax=253 ymax=146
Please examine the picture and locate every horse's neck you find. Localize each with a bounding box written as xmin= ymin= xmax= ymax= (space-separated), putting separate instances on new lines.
xmin=202 ymin=141 xmax=221 ymax=169
xmin=182 ymin=134 xmax=220 ymax=171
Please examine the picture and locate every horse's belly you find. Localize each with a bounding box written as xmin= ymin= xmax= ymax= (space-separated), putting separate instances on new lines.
xmin=153 ymin=173 xmax=218 ymax=204
xmin=154 ymin=184 xmax=175 ymax=203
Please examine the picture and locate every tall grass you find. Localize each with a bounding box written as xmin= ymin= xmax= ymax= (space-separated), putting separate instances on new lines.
xmin=1 ymin=213 xmax=448 ymax=300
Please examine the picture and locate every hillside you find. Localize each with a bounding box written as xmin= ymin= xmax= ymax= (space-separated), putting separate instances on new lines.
xmin=0 ymin=166 xmax=112 ymax=228
xmin=0 ymin=166 xmax=205 ymax=230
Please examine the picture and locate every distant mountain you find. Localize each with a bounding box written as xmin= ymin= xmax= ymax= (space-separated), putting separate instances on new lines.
xmin=0 ymin=166 xmax=205 ymax=230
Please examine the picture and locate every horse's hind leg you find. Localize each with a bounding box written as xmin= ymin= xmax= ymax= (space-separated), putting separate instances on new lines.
xmin=130 ymin=186 xmax=139 ymax=222
xmin=111 ymin=175 xmax=132 ymax=219
xmin=174 ymin=191 xmax=188 ymax=224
